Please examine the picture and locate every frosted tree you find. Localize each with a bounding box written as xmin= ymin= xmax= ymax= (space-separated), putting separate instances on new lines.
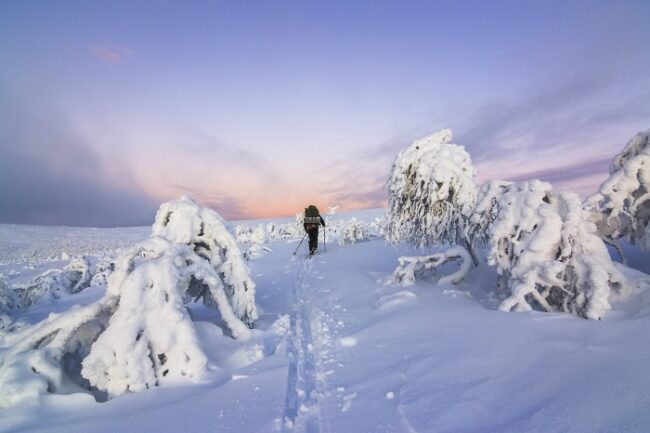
xmin=386 ymin=129 xmax=478 ymax=265
xmin=0 ymin=197 xmax=257 ymax=407
xmin=486 ymin=180 xmax=629 ymax=320
xmin=386 ymin=129 xmax=476 ymax=248
xmin=585 ymin=129 xmax=650 ymax=251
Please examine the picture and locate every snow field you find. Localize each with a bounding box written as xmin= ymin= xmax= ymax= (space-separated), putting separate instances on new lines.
xmin=0 ymin=219 xmax=649 ymax=432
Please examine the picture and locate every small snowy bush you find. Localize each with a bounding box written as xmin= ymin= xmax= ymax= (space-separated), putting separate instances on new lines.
xmin=339 ymin=218 xmax=372 ymax=245
xmin=0 ymin=197 xmax=257 ymax=407
xmin=236 ymin=224 xmax=270 ymax=259
xmin=487 ymin=180 xmax=629 ymax=320
xmin=585 ymin=129 xmax=650 ymax=250
xmin=386 ymin=129 xmax=477 ymax=261
xmin=89 ymin=256 xmax=116 ymax=287
xmin=0 ymin=257 xmax=92 ymax=311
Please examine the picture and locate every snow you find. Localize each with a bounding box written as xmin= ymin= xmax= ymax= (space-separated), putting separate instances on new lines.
xmin=0 ymin=206 xmax=649 ymax=432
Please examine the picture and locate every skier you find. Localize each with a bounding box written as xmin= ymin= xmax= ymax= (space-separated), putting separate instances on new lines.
xmin=303 ymin=204 xmax=325 ymax=256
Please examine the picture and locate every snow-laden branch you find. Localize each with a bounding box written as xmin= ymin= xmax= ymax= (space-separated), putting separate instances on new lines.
xmin=388 ymin=246 xmax=472 ymax=287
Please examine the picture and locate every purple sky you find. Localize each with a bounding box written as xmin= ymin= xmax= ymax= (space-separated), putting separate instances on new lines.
xmin=1 ymin=0 xmax=649 ymax=226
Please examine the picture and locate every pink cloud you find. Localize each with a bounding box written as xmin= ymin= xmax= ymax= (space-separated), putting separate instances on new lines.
xmin=90 ymin=43 xmax=133 ymax=64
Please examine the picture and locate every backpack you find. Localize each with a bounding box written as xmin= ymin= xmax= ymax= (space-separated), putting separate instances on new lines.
xmin=304 ymin=205 xmax=321 ymax=225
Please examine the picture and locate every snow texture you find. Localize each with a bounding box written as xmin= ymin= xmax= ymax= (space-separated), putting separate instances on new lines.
xmin=386 ymin=129 xmax=476 ymax=249
xmin=0 ymin=197 xmax=257 ymax=406
xmin=586 ymin=129 xmax=650 ymax=250
xmin=487 ymin=180 xmax=629 ymax=319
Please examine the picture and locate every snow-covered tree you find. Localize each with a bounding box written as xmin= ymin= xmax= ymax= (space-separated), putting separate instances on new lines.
xmin=487 ymin=180 xmax=629 ymax=320
xmin=385 ymin=128 xmax=476 ymax=247
xmin=585 ymin=129 xmax=650 ymax=250
xmin=0 ymin=197 xmax=257 ymax=407
xmin=386 ymin=128 xmax=478 ymax=263
xmin=152 ymin=197 xmax=257 ymax=326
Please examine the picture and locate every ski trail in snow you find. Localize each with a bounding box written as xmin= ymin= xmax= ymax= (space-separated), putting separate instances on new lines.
xmin=281 ymin=258 xmax=330 ymax=433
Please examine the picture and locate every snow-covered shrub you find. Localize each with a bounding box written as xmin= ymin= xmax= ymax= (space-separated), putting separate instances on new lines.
xmin=339 ymin=218 xmax=373 ymax=245
xmin=272 ymin=221 xmax=303 ymax=241
xmin=239 ymin=224 xmax=270 ymax=260
xmin=487 ymin=180 xmax=629 ymax=320
xmin=585 ymin=129 xmax=650 ymax=250
xmin=0 ymin=257 xmax=92 ymax=311
xmin=388 ymin=246 xmax=472 ymax=286
xmin=467 ymin=180 xmax=513 ymax=246
xmin=386 ymin=129 xmax=477 ymax=261
xmin=89 ymin=256 xmax=116 ymax=287
xmin=0 ymin=197 xmax=257 ymax=407
xmin=367 ymin=216 xmax=386 ymax=239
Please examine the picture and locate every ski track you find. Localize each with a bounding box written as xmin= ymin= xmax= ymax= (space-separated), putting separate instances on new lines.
xmin=281 ymin=257 xmax=331 ymax=433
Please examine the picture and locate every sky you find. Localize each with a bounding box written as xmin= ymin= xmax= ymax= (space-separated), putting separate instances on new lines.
xmin=0 ymin=0 xmax=649 ymax=226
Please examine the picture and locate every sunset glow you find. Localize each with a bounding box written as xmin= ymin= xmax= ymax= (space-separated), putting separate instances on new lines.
xmin=1 ymin=1 xmax=649 ymax=225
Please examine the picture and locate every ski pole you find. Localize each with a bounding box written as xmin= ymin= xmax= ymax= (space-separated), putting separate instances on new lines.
xmin=323 ymin=226 xmax=326 ymax=253
xmin=293 ymin=233 xmax=307 ymax=256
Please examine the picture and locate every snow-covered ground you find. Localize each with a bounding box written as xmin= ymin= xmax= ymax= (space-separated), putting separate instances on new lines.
xmin=1 ymin=208 xmax=650 ymax=433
